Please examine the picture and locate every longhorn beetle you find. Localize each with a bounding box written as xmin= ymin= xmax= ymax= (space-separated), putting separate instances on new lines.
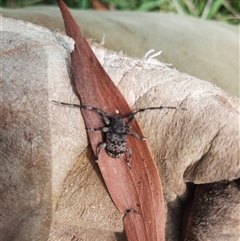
xmin=52 ymin=100 xmax=186 ymax=168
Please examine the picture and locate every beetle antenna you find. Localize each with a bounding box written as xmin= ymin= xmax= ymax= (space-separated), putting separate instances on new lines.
xmin=52 ymin=100 xmax=113 ymax=117
xmin=124 ymin=106 xmax=186 ymax=118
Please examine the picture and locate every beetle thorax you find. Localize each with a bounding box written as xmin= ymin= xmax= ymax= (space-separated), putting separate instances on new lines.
xmin=109 ymin=116 xmax=130 ymax=134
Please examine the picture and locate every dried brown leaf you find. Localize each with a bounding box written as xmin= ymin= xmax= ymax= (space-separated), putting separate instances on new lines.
xmin=56 ymin=0 xmax=165 ymax=240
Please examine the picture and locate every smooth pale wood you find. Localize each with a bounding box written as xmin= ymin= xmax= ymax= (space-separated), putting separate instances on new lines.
xmin=56 ymin=0 xmax=165 ymax=240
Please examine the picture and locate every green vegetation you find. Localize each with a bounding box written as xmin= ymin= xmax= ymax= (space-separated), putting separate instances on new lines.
xmin=1 ymin=0 xmax=239 ymax=24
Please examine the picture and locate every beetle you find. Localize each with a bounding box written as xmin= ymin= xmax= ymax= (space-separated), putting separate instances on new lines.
xmin=52 ymin=100 xmax=186 ymax=168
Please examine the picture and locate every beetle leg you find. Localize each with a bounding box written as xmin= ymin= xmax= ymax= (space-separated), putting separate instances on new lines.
xmin=125 ymin=147 xmax=132 ymax=169
xmin=126 ymin=115 xmax=136 ymax=127
xmin=87 ymin=127 xmax=103 ymax=131
xmin=87 ymin=127 xmax=109 ymax=132
xmin=129 ymin=131 xmax=146 ymax=141
xmin=96 ymin=142 xmax=107 ymax=162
